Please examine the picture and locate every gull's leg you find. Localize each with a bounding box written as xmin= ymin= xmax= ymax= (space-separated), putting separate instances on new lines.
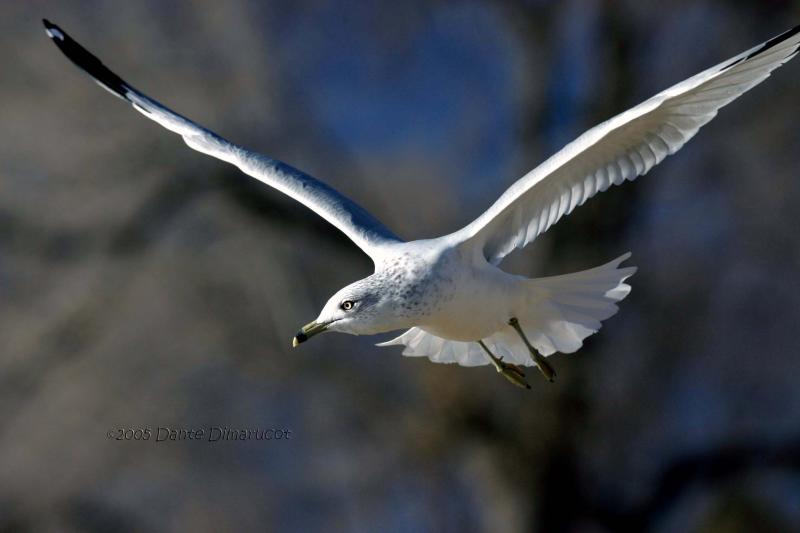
xmin=478 ymin=340 xmax=531 ymax=390
xmin=508 ymin=317 xmax=556 ymax=382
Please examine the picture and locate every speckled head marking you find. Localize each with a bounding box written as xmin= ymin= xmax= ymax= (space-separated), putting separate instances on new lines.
xmin=298 ymin=250 xmax=455 ymax=339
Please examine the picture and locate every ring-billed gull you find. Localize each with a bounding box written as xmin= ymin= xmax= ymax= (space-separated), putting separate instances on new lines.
xmin=44 ymin=19 xmax=800 ymax=388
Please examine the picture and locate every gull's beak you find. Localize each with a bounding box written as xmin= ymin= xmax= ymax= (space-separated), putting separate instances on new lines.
xmin=292 ymin=320 xmax=328 ymax=347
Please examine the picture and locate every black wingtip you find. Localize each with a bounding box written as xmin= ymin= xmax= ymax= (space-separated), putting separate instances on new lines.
xmin=745 ymin=23 xmax=800 ymax=62
xmin=722 ymin=23 xmax=800 ymax=72
xmin=42 ymin=18 xmax=65 ymax=41
xmin=42 ymin=19 xmax=132 ymax=102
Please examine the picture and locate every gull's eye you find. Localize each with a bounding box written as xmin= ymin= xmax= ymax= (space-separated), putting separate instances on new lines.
xmin=341 ymin=300 xmax=355 ymax=311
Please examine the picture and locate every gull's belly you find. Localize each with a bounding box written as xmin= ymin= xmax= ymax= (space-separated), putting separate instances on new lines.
xmin=419 ymin=265 xmax=520 ymax=342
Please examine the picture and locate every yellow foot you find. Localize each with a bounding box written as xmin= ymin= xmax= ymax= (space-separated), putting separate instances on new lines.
xmin=493 ymin=357 xmax=531 ymax=390
xmin=478 ymin=340 xmax=531 ymax=390
xmin=508 ymin=317 xmax=556 ymax=383
xmin=533 ymin=357 xmax=556 ymax=383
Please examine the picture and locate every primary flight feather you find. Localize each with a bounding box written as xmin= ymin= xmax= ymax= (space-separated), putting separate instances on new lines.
xmin=43 ymin=19 xmax=800 ymax=388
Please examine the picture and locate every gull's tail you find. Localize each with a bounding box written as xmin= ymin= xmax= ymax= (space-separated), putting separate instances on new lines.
xmin=506 ymin=252 xmax=636 ymax=357
xmin=378 ymin=253 xmax=636 ymax=367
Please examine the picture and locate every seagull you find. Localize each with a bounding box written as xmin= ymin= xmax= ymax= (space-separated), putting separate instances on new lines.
xmin=44 ymin=19 xmax=800 ymax=389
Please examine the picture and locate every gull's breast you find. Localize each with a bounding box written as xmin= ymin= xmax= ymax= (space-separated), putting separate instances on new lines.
xmin=416 ymin=258 xmax=522 ymax=342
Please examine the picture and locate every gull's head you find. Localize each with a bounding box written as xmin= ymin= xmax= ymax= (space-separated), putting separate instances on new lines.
xmin=292 ymin=276 xmax=403 ymax=346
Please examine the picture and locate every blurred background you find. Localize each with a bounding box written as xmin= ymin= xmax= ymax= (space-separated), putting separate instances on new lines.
xmin=2 ymin=1 xmax=799 ymax=531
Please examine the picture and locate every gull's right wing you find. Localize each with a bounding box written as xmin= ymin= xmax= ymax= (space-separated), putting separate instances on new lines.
xmin=43 ymin=19 xmax=403 ymax=261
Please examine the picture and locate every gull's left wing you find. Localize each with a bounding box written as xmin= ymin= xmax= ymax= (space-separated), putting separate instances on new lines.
xmin=454 ymin=25 xmax=800 ymax=265
xmin=43 ymin=20 xmax=403 ymax=261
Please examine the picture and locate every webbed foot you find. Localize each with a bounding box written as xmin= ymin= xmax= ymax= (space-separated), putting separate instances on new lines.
xmin=494 ymin=357 xmax=531 ymax=390
xmin=508 ymin=317 xmax=556 ymax=382
xmin=478 ymin=340 xmax=531 ymax=390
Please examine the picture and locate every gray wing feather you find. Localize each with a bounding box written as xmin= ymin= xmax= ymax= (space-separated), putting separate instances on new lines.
xmin=43 ymin=20 xmax=402 ymax=260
